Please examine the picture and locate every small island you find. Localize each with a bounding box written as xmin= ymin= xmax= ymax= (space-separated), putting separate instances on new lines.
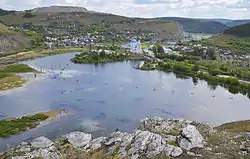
xmin=71 ymin=49 xmax=145 ymax=64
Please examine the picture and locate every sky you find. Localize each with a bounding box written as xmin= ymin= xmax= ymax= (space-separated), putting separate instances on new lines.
xmin=1 ymin=0 xmax=250 ymax=19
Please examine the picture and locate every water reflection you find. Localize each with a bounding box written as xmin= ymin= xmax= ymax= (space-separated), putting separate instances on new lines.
xmin=0 ymin=53 xmax=249 ymax=151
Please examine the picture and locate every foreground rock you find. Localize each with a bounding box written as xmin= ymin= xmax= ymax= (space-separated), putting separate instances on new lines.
xmin=178 ymin=125 xmax=206 ymax=150
xmin=3 ymin=117 xmax=250 ymax=159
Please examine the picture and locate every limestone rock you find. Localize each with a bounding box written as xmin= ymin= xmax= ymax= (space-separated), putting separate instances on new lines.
xmin=63 ymin=131 xmax=92 ymax=148
xmin=178 ymin=125 xmax=205 ymax=150
xmin=138 ymin=117 xmax=191 ymax=135
xmin=85 ymin=137 xmax=106 ymax=151
xmin=30 ymin=136 xmax=54 ymax=148
xmin=163 ymin=145 xmax=183 ymax=157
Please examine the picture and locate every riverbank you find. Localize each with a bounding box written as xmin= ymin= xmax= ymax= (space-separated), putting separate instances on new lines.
xmin=0 ymin=109 xmax=66 ymax=138
xmin=0 ymin=47 xmax=88 ymax=66
xmin=0 ymin=64 xmax=39 ymax=90
xmin=139 ymin=54 xmax=250 ymax=99
xmin=1 ymin=117 xmax=250 ymax=159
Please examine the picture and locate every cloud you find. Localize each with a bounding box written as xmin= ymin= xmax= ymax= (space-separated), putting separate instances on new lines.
xmin=1 ymin=0 xmax=250 ymax=19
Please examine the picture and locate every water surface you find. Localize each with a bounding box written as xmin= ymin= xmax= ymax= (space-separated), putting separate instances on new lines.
xmin=0 ymin=52 xmax=249 ymax=151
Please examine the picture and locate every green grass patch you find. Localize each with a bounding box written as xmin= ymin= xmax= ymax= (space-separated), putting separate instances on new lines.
xmin=71 ymin=51 xmax=128 ymax=64
xmin=0 ymin=114 xmax=48 ymax=138
xmin=193 ymin=34 xmax=250 ymax=54
xmin=0 ymin=64 xmax=35 ymax=73
xmin=42 ymin=48 xmax=88 ymax=56
xmin=215 ymin=120 xmax=250 ymax=133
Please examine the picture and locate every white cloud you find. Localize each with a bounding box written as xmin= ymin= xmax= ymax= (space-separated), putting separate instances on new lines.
xmin=1 ymin=0 xmax=250 ymax=19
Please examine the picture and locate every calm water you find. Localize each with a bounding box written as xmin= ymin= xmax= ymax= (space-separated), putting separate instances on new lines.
xmin=0 ymin=52 xmax=249 ymax=151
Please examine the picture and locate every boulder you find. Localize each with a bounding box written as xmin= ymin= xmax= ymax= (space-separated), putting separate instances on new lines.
xmin=85 ymin=137 xmax=106 ymax=151
xmin=178 ymin=125 xmax=205 ymax=150
xmin=163 ymin=145 xmax=183 ymax=157
xmin=63 ymin=131 xmax=92 ymax=148
xmin=30 ymin=136 xmax=54 ymax=148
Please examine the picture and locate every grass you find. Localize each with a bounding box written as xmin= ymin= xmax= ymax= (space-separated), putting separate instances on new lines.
xmin=0 ymin=64 xmax=35 ymax=73
xmin=195 ymin=34 xmax=250 ymax=54
xmin=41 ymin=47 xmax=89 ymax=55
xmin=0 ymin=75 xmax=26 ymax=90
xmin=0 ymin=23 xmax=14 ymax=35
xmin=0 ymin=114 xmax=48 ymax=138
xmin=0 ymin=64 xmax=36 ymax=90
xmin=215 ymin=120 xmax=250 ymax=133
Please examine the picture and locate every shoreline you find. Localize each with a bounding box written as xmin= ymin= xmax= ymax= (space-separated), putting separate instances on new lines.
xmin=1 ymin=117 xmax=250 ymax=158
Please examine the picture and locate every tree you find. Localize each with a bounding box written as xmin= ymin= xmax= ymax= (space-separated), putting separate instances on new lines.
xmin=207 ymin=47 xmax=216 ymax=60
xmin=99 ymin=50 xmax=106 ymax=58
xmin=192 ymin=63 xmax=199 ymax=72
xmin=157 ymin=46 xmax=164 ymax=54
xmin=23 ymin=11 xmax=35 ymax=18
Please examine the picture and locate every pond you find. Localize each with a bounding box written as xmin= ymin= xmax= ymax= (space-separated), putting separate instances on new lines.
xmin=0 ymin=52 xmax=249 ymax=151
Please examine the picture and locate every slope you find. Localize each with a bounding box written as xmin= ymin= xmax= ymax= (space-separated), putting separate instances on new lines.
xmin=192 ymin=23 xmax=250 ymax=54
xmin=0 ymin=8 xmax=183 ymax=41
xmin=158 ymin=17 xmax=229 ymax=34
xmin=0 ymin=23 xmax=29 ymax=54
xmin=223 ymin=23 xmax=250 ymax=37
xmin=225 ymin=20 xmax=250 ymax=27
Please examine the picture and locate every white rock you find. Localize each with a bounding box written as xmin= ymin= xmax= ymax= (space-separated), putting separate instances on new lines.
xmin=30 ymin=136 xmax=54 ymax=148
xmin=178 ymin=125 xmax=205 ymax=150
xmin=164 ymin=145 xmax=183 ymax=157
xmin=64 ymin=131 xmax=92 ymax=148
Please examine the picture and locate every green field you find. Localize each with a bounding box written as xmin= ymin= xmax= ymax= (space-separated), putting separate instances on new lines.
xmin=194 ymin=34 xmax=250 ymax=53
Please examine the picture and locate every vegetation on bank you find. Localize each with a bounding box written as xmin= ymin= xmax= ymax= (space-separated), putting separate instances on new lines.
xmin=0 ymin=114 xmax=48 ymax=138
xmin=0 ymin=64 xmax=36 ymax=90
xmin=41 ymin=47 xmax=89 ymax=55
xmin=140 ymin=45 xmax=250 ymax=98
xmin=71 ymin=51 xmax=129 ymax=64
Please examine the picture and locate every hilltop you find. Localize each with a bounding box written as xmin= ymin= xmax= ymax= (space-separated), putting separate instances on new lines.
xmin=0 ymin=8 xmax=15 ymax=16
xmin=157 ymin=17 xmax=229 ymax=34
xmin=31 ymin=6 xmax=88 ymax=13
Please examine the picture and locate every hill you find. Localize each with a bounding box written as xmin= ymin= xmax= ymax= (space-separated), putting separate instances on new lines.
xmin=32 ymin=6 xmax=88 ymax=13
xmin=0 ymin=9 xmax=15 ymax=16
xmin=223 ymin=23 xmax=250 ymax=37
xmin=0 ymin=9 xmax=183 ymax=41
xmin=225 ymin=20 xmax=250 ymax=27
xmin=0 ymin=23 xmax=29 ymax=54
xmin=191 ymin=22 xmax=250 ymax=53
xmin=0 ymin=23 xmax=13 ymax=35
xmin=157 ymin=17 xmax=228 ymax=34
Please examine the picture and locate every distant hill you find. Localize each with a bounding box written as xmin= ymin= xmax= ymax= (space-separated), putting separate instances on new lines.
xmin=0 ymin=9 xmax=183 ymax=41
xmin=0 ymin=9 xmax=15 ymax=16
xmin=32 ymin=6 xmax=88 ymax=13
xmin=191 ymin=23 xmax=250 ymax=54
xmin=223 ymin=23 xmax=250 ymax=37
xmin=0 ymin=23 xmax=29 ymax=53
xmin=225 ymin=20 xmax=250 ymax=27
xmin=157 ymin=17 xmax=229 ymax=34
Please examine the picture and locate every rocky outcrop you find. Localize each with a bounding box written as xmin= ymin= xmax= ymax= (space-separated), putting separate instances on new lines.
xmin=4 ymin=117 xmax=250 ymax=159
xmin=178 ymin=125 xmax=206 ymax=150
